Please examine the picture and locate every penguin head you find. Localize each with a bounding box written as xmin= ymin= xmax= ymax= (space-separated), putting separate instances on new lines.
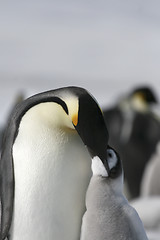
xmin=130 ymin=86 xmax=157 ymax=104
xmin=129 ymin=86 xmax=157 ymax=112
xmin=91 ymin=146 xmax=122 ymax=179
xmin=119 ymin=86 xmax=157 ymax=113
xmin=67 ymin=87 xmax=112 ymax=175
xmin=64 ymin=87 xmax=111 ymax=175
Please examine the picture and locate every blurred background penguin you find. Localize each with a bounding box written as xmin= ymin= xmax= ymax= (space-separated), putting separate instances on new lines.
xmin=103 ymin=86 xmax=160 ymax=199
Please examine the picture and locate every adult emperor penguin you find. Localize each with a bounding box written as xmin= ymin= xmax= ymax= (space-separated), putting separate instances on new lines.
xmin=0 ymin=87 xmax=110 ymax=240
xmin=103 ymin=86 xmax=160 ymax=198
xmin=80 ymin=147 xmax=148 ymax=240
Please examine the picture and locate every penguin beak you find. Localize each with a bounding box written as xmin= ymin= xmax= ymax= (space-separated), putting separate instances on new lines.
xmin=72 ymin=92 xmax=110 ymax=175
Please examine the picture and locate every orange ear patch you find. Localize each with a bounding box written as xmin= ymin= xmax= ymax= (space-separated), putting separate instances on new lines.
xmin=72 ymin=114 xmax=78 ymax=126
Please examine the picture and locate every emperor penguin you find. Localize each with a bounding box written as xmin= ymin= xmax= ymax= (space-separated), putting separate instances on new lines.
xmin=80 ymin=147 xmax=149 ymax=240
xmin=103 ymin=86 xmax=160 ymax=198
xmin=0 ymin=87 xmax=110 ymax=240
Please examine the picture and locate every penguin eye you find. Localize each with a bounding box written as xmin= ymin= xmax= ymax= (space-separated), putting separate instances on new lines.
xmin=107 ymin=148 xmax=118 ymax=171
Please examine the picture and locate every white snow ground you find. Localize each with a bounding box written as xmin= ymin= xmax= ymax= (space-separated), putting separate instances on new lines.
xmin=1 ymin=1 xmax=160 ymax=239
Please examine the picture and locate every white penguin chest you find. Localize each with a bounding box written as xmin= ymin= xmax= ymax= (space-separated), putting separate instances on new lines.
xmin=11 ymin=117 xmax=91 ymax=240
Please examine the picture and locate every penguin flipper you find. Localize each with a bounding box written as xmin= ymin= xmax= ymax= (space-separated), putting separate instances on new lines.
xmin=0 ymin=130 xmax=14 ymax=240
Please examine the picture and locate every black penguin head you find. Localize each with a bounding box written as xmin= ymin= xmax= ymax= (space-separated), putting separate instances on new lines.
xmin=70 ymin=87 xmax=110 ymax=175
xmin=91 ymin=146 xmax=122 ymax=178
xmin=130 ymin=86 xmax=157 ymax=104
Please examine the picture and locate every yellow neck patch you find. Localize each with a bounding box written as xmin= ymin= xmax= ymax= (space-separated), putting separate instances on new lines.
xmin=72 ymin=114 xmax=78 ymax=126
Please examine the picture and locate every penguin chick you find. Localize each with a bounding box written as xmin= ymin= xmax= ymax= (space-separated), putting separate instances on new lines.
xmin=80 ymin=147 xmax=149 ymax=240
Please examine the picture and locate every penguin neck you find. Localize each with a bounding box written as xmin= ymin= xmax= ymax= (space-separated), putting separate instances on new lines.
xmin=11 ymin=103 xmax=92 ymax=240
xmin=85 ymin=175 xmax=124 ymax=210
